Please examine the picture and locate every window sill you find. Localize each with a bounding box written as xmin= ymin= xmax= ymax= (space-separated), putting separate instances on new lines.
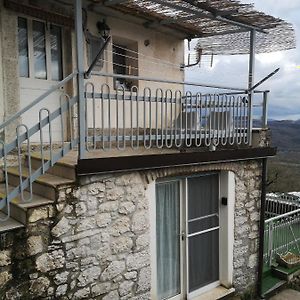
xmin=192 ymin=286 xmax=235 ymax=300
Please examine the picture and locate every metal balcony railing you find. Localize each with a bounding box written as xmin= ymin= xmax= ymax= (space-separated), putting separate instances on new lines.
xmin=84 ymin=81 xmax=269 ymax=151
xmin=0 ymin=69 xmax=270 ymax=221
xmin=264 ymin=194 xmax=300 ymax=267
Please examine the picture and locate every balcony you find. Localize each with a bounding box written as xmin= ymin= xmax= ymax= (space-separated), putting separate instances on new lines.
xmin=0 ymin=71 xmax=275 ymax=220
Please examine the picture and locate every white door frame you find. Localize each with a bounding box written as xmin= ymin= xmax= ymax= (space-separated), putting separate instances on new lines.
xmin=18 ymin=15 xmax=67 ymax=142
xmin=149 ymin=171 xmax=235 ymax=300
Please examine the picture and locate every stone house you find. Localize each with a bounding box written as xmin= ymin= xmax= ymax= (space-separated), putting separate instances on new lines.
xmin=0 ymin=0 xmax=295 ymax=299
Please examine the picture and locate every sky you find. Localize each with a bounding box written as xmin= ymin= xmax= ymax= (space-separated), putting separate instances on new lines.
xmin=185 ymin=0 xmax=300 ymax=121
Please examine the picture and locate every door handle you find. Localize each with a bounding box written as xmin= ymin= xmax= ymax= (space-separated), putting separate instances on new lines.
xmin=180 ymin=231 xmax=186 ymax=241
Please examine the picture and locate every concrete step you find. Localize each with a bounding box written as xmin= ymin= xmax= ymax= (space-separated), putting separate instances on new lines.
xmin=6 ymin=166 xmax=74 ymax=200
xmin=272 ymin=265 xmax=300 ymax=282
xmin=0 ymin=184 xmax=54 ymax=224
xmin=0 ymin=211 xmax=24 ymax=233
xmin=26 ymin=153 xmax=76 ymax=180
xmin=261 ymin=278 xmax=287 ymax=299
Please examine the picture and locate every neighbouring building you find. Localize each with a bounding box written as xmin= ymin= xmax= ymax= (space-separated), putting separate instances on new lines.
xmin=0 ymin=0 xmax=295 ymax=299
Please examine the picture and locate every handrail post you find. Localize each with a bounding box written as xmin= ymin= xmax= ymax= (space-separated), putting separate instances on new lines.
xmin=248 ymin=29 xmax=256 ymax=146
xmin=268 ymin=220 xmax=274 ymax=267
xmin=262 ymin=91 xmax=269 ymax=129
xmin=75 ymin=0 xmax=86 ymax=160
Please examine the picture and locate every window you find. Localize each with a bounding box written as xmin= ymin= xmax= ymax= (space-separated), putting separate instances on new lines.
xmin=18 ymin=17 xmax=29 ymax=77
xmin=87 ymin=33 xmax=105 ymax=71
xmin=50 ymin=24 xmax=63 ymax=81
xmin=17 ymin=17 xmax=63 ymax=81
xmin=33 ymin=20 xmax=47 ymax=79
xmin=112 ymin=39 xmax=138 ymax=89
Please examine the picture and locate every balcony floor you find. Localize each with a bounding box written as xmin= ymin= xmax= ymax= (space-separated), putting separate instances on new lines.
xmin=72 ymin=146 xmax=276 ymax=176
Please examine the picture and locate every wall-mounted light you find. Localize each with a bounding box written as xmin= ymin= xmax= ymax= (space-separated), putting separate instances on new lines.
xmin=97 ymin=19 xmax=111 ymax=40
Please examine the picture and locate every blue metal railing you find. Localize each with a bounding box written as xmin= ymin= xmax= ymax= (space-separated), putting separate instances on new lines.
xmin=0 ymin=71 xmax=78 ymax=220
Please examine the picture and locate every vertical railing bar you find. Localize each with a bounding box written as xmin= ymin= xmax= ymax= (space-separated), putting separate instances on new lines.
xmin=221 ymin=95 xmax=226 ymax=146
xmin=0 ymin=141 xmax=10 ymax=221
xmin=16 ymin=124 xmax=32 ymax=202
xmin=144 ymin=88 xmax=152 ymax=149
xmin=122 ymin=86 xmax=126 ymax=150
xmin=130 ymin=87 xmax=134 ymax=149
xmin=39 ymin=110 xmax=45 ymax=174
xmin=175 ymin=90 xmax=182 ymax=148
xmin=136 ymin=86 xmax=139 ymax=149
xmin=116 ymin=87 xmax=120 ymax=150
xmin=161 ymin=89 xmax=164 ymax=148
xmin=262 ymin=91 xmax=269 ymax=129
xmin=101 ymin=84 xmax=105 ymax=150
xmin=195 ymin=93 xmax=201 ymax=147
xmin=108 ymin=85 xmax=112 ymax=150
xmin=215 ymin=94 xmax=220 ymax=146
xmin=166 ymin=90 xmax=173 ymax=148
xmin=60 ymin=94 xmax=65 ymax=154
xmin=156 ymin=89 xmax=163 ymax=149
xmin=230 ymin=96 xmax=235 ymax=145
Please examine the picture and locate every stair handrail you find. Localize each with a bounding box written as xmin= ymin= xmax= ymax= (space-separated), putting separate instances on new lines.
xmin=0 ymin=71 xmax=78 ymax=132
xmin=0 ymin=71 xmax=79 ymax=220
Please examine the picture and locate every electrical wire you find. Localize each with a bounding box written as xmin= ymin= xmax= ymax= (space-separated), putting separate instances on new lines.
xmin=104 ymin=49 xmax=184 ymax=71
xmin=110 ymin=42 xmax=184 ymax=69
xmin=104 ymin=46 xmax=212 ymax=71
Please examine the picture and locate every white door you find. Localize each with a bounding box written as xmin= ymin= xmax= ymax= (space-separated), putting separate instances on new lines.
xmin=155 ymin=174 xmax=220 ymax=300
xmin=186 ymin=174 xmax=220 ymax=299
xmin=18 ymin=17 xmax=64 ymax=142
xmin=156 ymin=180 xmax=184 ymax=300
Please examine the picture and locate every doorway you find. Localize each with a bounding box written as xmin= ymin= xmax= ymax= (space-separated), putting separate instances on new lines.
xmin=154 ymin=173 xmax=221 ymax=299
xmin=18 ymin=16 xmax=65 ymax=142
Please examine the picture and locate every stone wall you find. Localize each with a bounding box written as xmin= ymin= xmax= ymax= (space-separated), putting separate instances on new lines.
xmin=0 ymin=159 xmax=262 ymax=299
xmin=0 ymin=2 xmax=20 ymax=141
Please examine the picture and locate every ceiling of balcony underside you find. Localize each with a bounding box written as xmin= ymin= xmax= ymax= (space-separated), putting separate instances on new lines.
xmin=6 ymin=0 xmax=295 ymax=55
xmin=89 ymin=0 xmax=296 ymax=55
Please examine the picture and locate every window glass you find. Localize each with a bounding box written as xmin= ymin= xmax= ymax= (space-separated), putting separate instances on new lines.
xmin=88 ymin=34 xmax=104 ymax=70
xmin=33 ymin=20 xmax=47 ymax=79
xmin=156 ymin=181 xmax=181 ymax=300
xmin=50 ymin=25 xmax=63 ymax=81
xmin=18 ymin=17 xmax=29 ymax=77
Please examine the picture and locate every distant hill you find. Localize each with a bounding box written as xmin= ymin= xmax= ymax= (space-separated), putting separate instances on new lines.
xmin=268 ymin=119 xmax=300 ymax=151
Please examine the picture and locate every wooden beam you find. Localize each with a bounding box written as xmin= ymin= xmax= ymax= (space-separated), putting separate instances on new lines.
xmin=76 ymin=147 xmax=277 ymax=176
xmin=182 ymin=0 xmax=267 ymax=33
xmin=104 ymin=0 xmax=128 ymax=6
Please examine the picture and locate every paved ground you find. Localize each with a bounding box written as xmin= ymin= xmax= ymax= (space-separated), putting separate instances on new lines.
xmin=269 ymin=289 xmax=300 ymax=300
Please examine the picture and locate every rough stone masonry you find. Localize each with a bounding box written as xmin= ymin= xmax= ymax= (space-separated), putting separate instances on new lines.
xmin=0 ymin=160 xmax=262 ymax=299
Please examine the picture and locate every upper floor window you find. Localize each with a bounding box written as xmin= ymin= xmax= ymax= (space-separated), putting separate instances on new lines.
xmin=18 ymin=17 xmax=63 ymax=81
xmin=87 ymin=33 xmax=105 ymax=71
xmin=18 ymin=17 xmax=29 ymax=77
xmin=112 ymin=38 xmax=138 ymax=90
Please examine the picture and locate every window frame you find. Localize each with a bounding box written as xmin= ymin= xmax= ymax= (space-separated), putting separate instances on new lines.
xmin=111 ymin=38 xmax=139 ymax=90
xmin=17 ymin=15 xmax=65 ymax=82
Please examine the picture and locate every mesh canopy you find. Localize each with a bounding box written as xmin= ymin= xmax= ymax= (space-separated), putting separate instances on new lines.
xmin=101 ymin=0 xmax=295 ymax=54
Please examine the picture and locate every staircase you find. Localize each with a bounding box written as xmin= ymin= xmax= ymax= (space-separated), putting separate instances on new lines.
xmin=0 ymin=71 xmax=79 ymax=232
xmin=0 ymin=152 xmax=76 ymax=233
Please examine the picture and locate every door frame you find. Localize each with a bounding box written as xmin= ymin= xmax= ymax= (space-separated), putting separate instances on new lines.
xmin=184 ymin=173 xmax=220 ymax=299
xmin=149 ymin=171 xmax=235 ymax=300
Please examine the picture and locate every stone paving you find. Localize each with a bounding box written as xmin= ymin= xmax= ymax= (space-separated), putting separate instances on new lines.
xmin=269 ymin=289 xmax=300 ymax=300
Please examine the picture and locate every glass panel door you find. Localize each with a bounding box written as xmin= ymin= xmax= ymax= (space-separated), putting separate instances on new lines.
xmin=156 ymin=181 xmax=181 ymax=300
xmin=187 ymin=174 xmax=219 ymax=294
xmin=18 ymin=17 xmax=29 ymax=77
xmin=50 ymin=25 xmax=63 ymax=81
xmin=32 ymin=20 xmax=47 ymax=79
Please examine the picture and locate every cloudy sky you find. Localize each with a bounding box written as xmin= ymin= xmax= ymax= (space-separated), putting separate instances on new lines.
xmin=185 ymin=0 xmax=300 ymax=120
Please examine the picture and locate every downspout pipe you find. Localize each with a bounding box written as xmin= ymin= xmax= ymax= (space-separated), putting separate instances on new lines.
xmin=257 ymin=158 xmax=267 ymax=298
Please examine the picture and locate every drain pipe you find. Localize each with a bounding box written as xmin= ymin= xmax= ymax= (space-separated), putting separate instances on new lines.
xmin=257 ymin=158 xmax=267 ymax=298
